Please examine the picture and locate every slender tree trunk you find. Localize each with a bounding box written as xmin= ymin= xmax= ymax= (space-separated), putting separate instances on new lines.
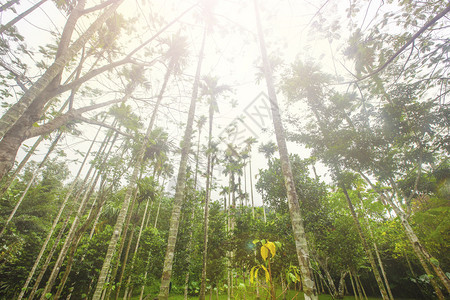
xmin=104 ymin=184 xmax=138 ymax=300
xmin=253 ymin=1 xmax=317 ymax=298
xmin=122 ymin=179 xmax=152 ymax=300
xmin=92 ymin=67 xmax=176 ymax=299
xmin=115 ymin=196 xmax=138 ymax=300
xmin=337 ymin=271 xmax=347 ymax=299
xmin=0 ymin=0 xmax=49 ymax=34
xmin=360 ymin=172 xmax=449 ymax=297
xmin=354 ymin=273 xmax=364 ymax=300
xmin=27 ymin=213 xmax=72 ymax=300
xmin=363 ymin=208 xmax=394 ymax=299
xmin=184 ymin=112 xmax=205 ymax=299
xmin=0 ymin=132 xmax=61 ymax=237
xmin=193 ymin=123 xmax=204 ymax=190
xmin=17 ymin=124 xmax=104 ymax=300
xmin=340 ymin=184 xmax=389 ymax=300
xmin=54 ymin=178 xmax=107 ymax=299
xmin=349 ymin=270 xmax=359 ymax=300
xmin=37 ymin=124 xmax=118 ymax=298
xmin=39 ymin=166 xmax=102 ymax=299
xmin=184 ymin=201 xmax=198 ymax=300
xmin=158 ymin=26 xmax=207 ymax=300
xmin=357 ymin=276 xmax=368 ymax=300
xmin=307 ymin=99 xmax=389 ymax=299
xmin=324 ymin=267 xmax=338 ymax=297
xmin=249 ymin=156 xmax=255 ymax=218
xmin=0 ymin=134 xmax=43 ymax=199
xmin=199 ymin=93 xmax=217 ymax=300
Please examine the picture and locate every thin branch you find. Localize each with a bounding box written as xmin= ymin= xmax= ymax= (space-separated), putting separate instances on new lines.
xmin=0 ymin=59 xmax=32 ymax=91
xmin=345 ymin=3 xmax=450 ymax=84
xmin=26 ymin=91 xmax=134 ymax=138
xmin=81 ymin=0 xmax=116 ymax=15
xmin=301 ymin=0 xmax=332 ymax=34
xmin=0 ymin=0 xmax=20 ymax=12
xmin=52 ymin=57 xmax=134 ymax=96
xmin=0 ymin=0 xmax=49 ymax=35
xmin=77 ymin=116 xmax=133 ymax=138
xmin=394 ymin=40 xmax=415 ymax=82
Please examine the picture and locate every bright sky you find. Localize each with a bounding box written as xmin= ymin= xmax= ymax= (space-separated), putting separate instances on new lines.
xmin=1 ymin=0 xmax=385 ymax=206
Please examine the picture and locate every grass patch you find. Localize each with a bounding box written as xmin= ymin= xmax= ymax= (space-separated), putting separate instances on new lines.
xmin=130 ymin=285 xmax=387 ymax=300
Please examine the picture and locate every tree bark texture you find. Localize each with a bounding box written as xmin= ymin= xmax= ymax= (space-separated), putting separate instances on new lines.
xmin=253 ymin=1 xmax=317 ymax=299
xmin=158 ymin=26 xmax=207 ymax=300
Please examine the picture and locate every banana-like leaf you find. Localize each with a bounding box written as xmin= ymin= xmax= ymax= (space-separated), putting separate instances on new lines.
xmin=265 ymin=241 xmax=276 ymax=258
xmin=250 ymin=266 xmax=257 ymax=284
xmin=261 ymin=244 xmax=269 ymax=261
xmin=261 ymin=265 xmax=270 ymax=283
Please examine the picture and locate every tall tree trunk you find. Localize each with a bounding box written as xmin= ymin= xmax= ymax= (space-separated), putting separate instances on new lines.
xmin=184 ymin=199 xmax=198 ymax=300
xmin=39 ymin=166 xmax=102 ymax=299
xmin=249 ymin=156 xmax=255 ymax=218
xmin=26 ymin=127 xmax=114 ymax=300
xmin=337 ymin=271 xmax=348 ymax=299
xmin=92 ymin=62 xmax=179 ymax=298
xmin=0 ymin=132 xmax=61 ymax=237
xmin=357 ymin=276 xmax=368 ymax=300
xmin=199 ymin=85 xmax=217 ymax=300
xmin=0 ymin=0 xmax=124 ymax=179
xmin=0 ymin=134 xmax=43 ymax=199
xmin=184 ymin=120 xmax=205 ymax=299
xmin=354 ymin=273 xmax=364 ymax=300
xmin=17 ymin=124 xmax=104 ymax=300
xmin=27 ymin=213 xmax=72 ymax=300
xmin=92 ymin=162 xmax=146 ymax=300
xmin=38 ymin=124 xmax=118 ymax=299
xmin=118 ymin=58 xmax=176 ymax=299
xmin=349 ymin=270 xmax=359 ymax=300
xmin=53 ymin=177 xmax=108 ymax=299
xmin=122 ymin=179 xmax=151 ymax=300
xmin=360 ymin=172 xmax=449 ymax=297
xmin=253 ymin=1 xmax=317 ymax=299
xmin=104 ymin=183 xmax=138 ymax=300
xmin=199 ymin=156 xmax=216 ymax=299
xmin=359 ymin=197 xmax=394 ymax=300
xmin=114 ymin=188 xmax=140 ymax=300
xmin=158 ymin=26 xmax=207 ymax=300
xmin=340 ymin=184 xmax=389 ymax=300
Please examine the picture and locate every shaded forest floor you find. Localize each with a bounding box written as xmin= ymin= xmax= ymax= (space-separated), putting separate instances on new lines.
xmin=131 ymin=288 xmax=417 ymax=300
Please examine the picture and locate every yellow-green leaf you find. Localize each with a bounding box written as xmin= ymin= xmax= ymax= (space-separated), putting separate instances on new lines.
xmin=250 ymin=266 xmax=257 ymax=284
xmin=261 ymin=245 xmax=269 ymax=261
xmin=261 ymin=265 xmax=270 ymax=283
xmin=265 ymin=242 xmax=276 ymax=258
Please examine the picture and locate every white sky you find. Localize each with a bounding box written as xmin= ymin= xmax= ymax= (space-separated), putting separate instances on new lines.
xmin=0 ymin=0 xmax=390 ymax=206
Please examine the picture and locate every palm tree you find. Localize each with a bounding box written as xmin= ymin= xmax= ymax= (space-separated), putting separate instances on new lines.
xmin=158 ymin=23 xmax=209 ymax=300
xmin=93 ymin=35 xmax=188 ymax=299
xmin=258 ymin=141 xmax=277 ymax=162
xmin=243 ymin=137 xmax=257 ymax=217
xmin=199 ymin=75 xmax=231 ymax=300
xmin=253 ymin=1 xmax=317 ymax=299
xmin=194 ymin=116 xmax=207 ymax=189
